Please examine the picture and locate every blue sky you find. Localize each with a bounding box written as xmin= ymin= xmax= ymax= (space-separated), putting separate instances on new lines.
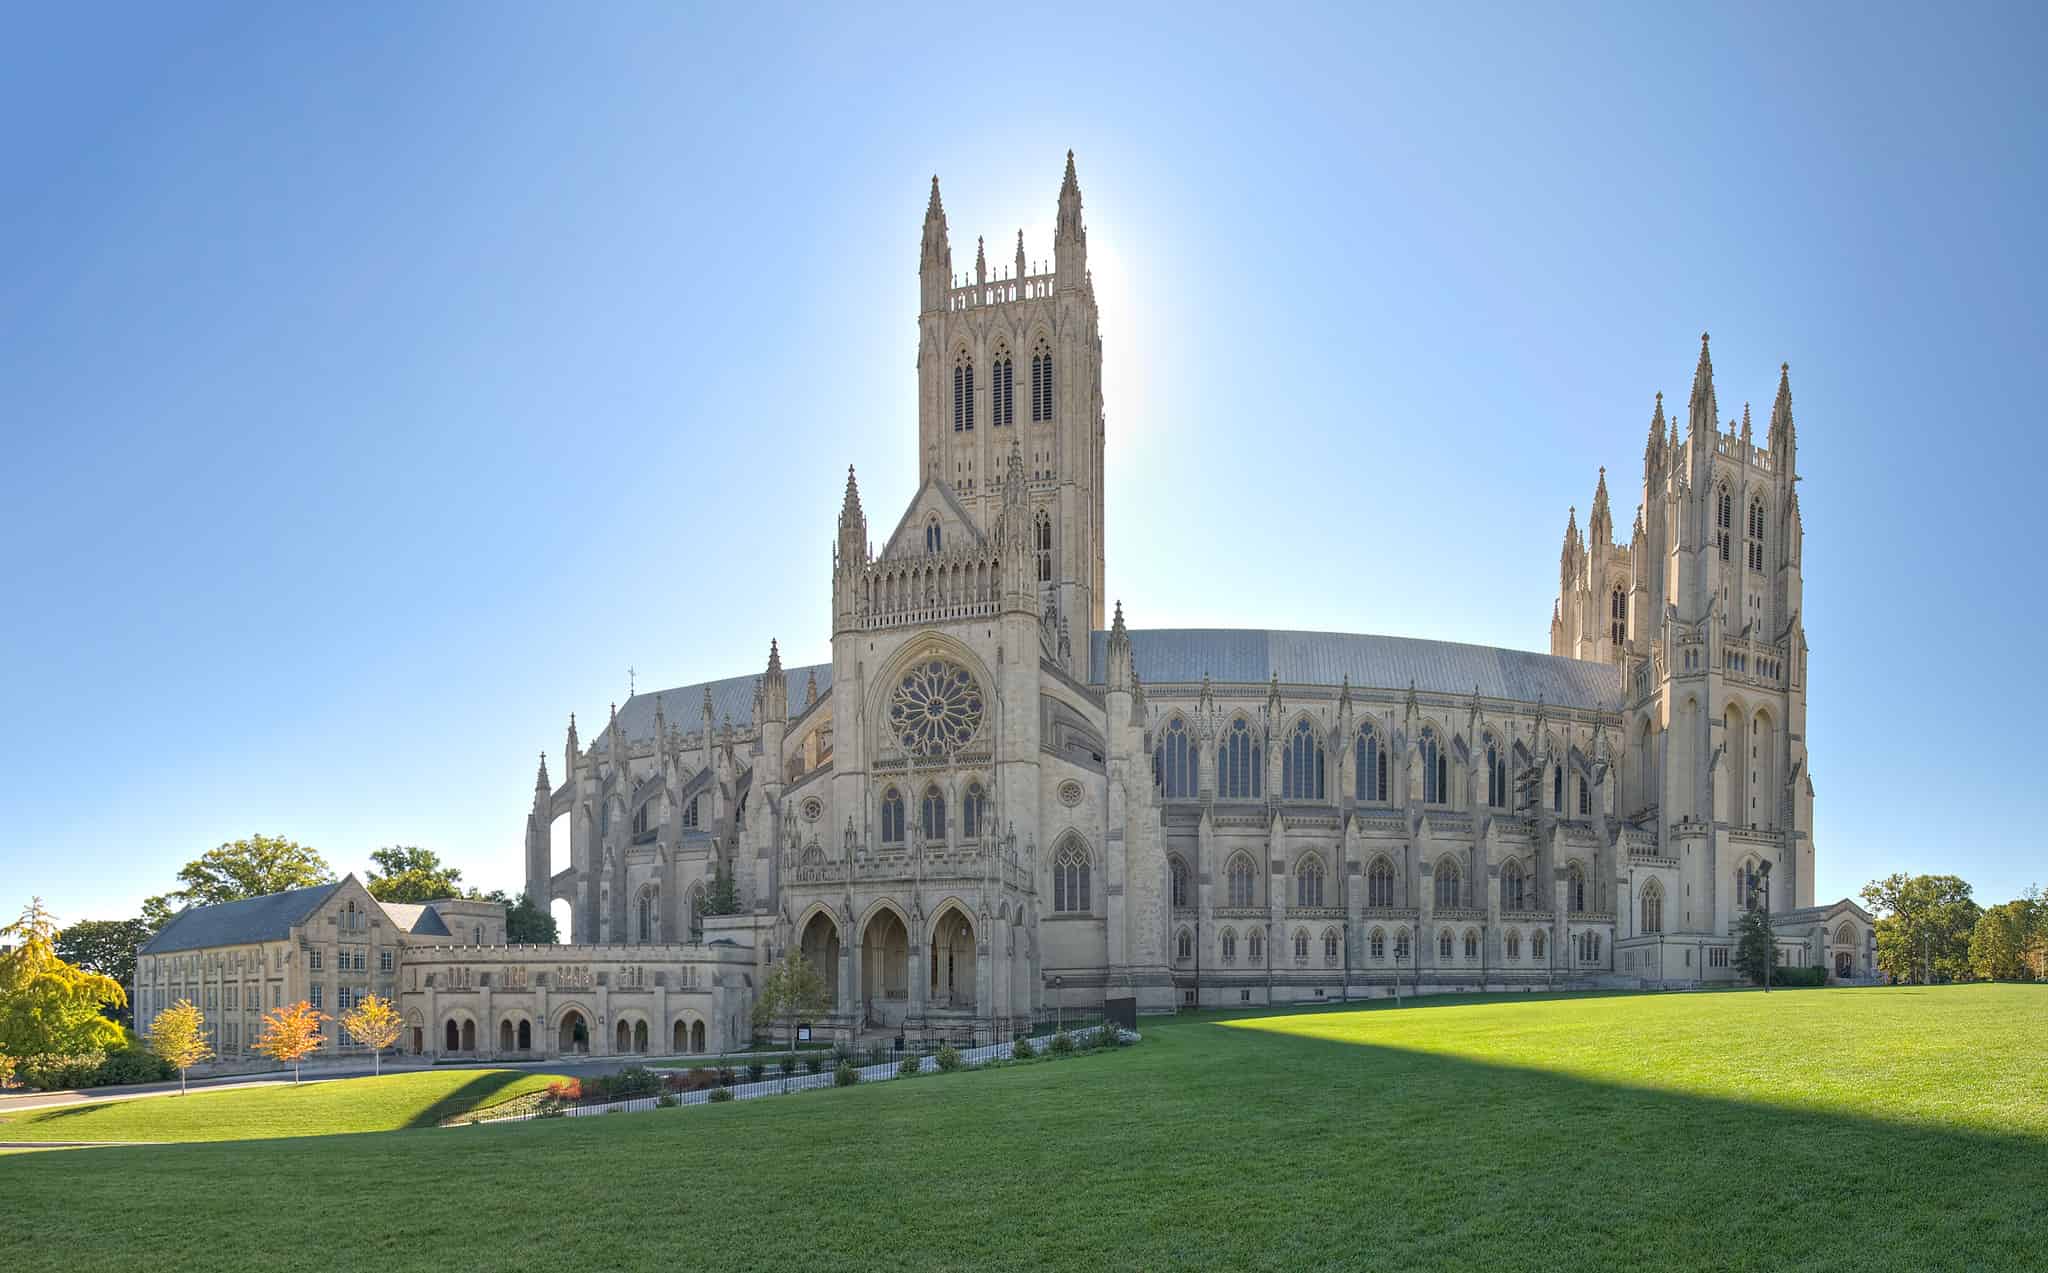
xmin=3 ymin=4 xmax=2042 ymax=926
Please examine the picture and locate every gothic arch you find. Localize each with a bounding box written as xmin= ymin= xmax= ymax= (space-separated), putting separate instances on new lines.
xmin=924 ymin=896 xmax=977 ymax=945
xmin=794 ymin=900 xmax=845 ymax=945
xmin=856 ymin=897 xmax=916 ymax=944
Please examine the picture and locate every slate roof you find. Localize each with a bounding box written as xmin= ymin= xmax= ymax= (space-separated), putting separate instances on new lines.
xmin=594 ymin=662 xmax=834 ymax=751
xmin=139 ymin=882 xmax=342 ymax=956
xmin=1087 ymin=628 xmax=1624 ymax=712
xmin=376 ymin=902 xmax=453 ymax=937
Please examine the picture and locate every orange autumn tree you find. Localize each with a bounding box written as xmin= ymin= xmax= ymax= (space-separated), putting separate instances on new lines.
xmin=338 ymin=994 xmax=401 ymax=1077
xmin=147 ymin=998 xmax=214 ymax=1095
xmin=253 ymin=1000 xmax=327 ymax=1083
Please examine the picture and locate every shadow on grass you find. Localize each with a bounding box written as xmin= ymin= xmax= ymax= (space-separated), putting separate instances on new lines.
xmin=407 ymin=1070 xmax=543 ymax=1127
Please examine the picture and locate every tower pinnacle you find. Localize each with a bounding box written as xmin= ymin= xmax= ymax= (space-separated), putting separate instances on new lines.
xmin=1687 ymin=332 xmax=1717 ymax=437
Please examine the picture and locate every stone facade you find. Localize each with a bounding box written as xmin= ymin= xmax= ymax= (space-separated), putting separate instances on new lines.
xmin=519 ymin=154 xmax=1876 ymax=1045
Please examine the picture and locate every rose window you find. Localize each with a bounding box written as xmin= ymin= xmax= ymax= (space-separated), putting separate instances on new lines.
xmin=890 ymin=659 xmax=983 ymax=756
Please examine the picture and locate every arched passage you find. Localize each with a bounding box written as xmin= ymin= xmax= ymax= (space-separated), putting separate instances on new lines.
xmin=460 ymin=1019 xmax=476 ymax=1052
xmin=558 ymin=1009 xmax=589 ymax=1054
xmin=445 ymin=1019 xmax=460 ymax=1053
xmin=800 ymin=910 xmax=842 ymax=1007
xmin=861 ymin=906 xmax=911 ymax=1020
xmin=929 ymin=906 xmax=976 ymax=1011
xmin=517 ymin=1019 xmax=531 ymax=1051
xmin=499 ymin=1019 xmax=513 ymax=1052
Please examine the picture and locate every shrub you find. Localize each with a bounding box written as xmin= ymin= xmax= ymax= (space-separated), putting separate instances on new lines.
xmin=779 ymin=1056 xmax=797 ymax=1076
xmin=541 ymin=1078 xmax=583 ymax=1112
xmin=17 ymin=1054 xmax=106 ymax=1091
xmin=1050 ymin=1031 xmax=1075 ymax=1055
xmin=935 ymin=1044 xmax=963 ymax=1072
xmin=834 ymin=1060 xmax=859 ymax=1087
xmin=93 ymin=1044 xmax=174 ymax=1086
xmin=655 ymin=1092 xmax=677 ymax=1108
xmin=717 ymin=1066 xmax=738 ymax=1087
xmin=1012 ymin=1038 xmax=1036 ymax=1061
xmin=804 ymin=1055 xmax=823 ymax=1074
xmin=708 ymin=1086 xmax=734 ymax=1103
xmin=898 ymin=1054 xmax=923 ymax=1078
xmin=1766 ymin=965 xmax=1829 ymax=988
xmin=613 ymin=1065 xmax=660 ymax=1097
xmin=0 ymin=1053 xmax=13 ymax=1089
xmin=746 ymin=1062 xmax=766 ymax=1083
xmin=1096 ymin=1025 xmax=1124 ymax=1049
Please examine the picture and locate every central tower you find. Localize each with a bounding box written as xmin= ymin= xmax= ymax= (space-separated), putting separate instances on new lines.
xmin=915 ymin=152 xmax=1106 ymax=665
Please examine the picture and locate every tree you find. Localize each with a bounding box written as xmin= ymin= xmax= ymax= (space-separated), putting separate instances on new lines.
xmin=1733 ymin=907 xmax=1777 ymax=986
xmin=140 ymin=894 xmax=178 ymax=931
xmin=170 ymin=835 xmax=335 ymax=909
xmin=1860 ymin=873 xmax=1981 ymax=984
xmin=56 ymin=918 xmax=154 ymax=1023
xmin=502 ymin=892 xmax=559 ymax=944
xmin=365 ymin=846 xmax=466 ymax=904
xmin=338 ymin=993 xmax=402 ymax=1076
xmin=752 ymin=946 xmax=828 ymax=1064
xmin=703 ymin=865 xmax=741 ymax=918
xmin=253 ymin=1001 xmax=327 ymax=1083
xmin=0 ymin=900 xmax=126 ymax=1067
xmin=148 ymin=999 xmax=214 ymax=1094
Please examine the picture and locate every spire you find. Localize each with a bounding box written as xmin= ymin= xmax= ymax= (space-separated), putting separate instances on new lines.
xmin=1769 ymin=361 xmax=1797 ymax=475
xmin=1055 ymin=149 xmax=1086 ymax=283
xmin=535 ymin=752 xmax=550 ymax=792
xmin=566 ymin=712 xmax=579 ymax=755
xmin=839 ymin=465 xmax=864 ymax=528
xmin=1003 ymin=434 xmax=1025 ymax=506
xmin=1687 ymin=332 xmax=1717 ymax=437
xmin=1590 ymin=468 xmax=1612 ymax=545
xmin=1014 ymin=228 xmax=1027 ymax=279
xmin=1740 ymin=401 xmax=1753 ymax=447
xmin=1644 ymin=392 xmax=1666 ymax=480
xmin=919 ymin=175 xmax=952 ymax=311
xmin=767 ymin=638 xmax=783 ymax=678
xmin=805 ymin=668 xmax=818 ymax=708
xmin=1110 ymin=599 xmax=1127 ymax=640
xmin=975 ymin=234 xmax=986 ymax=285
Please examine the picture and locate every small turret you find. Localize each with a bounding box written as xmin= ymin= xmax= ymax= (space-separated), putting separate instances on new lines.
xmin=1014 ymin=228 xmax=1027 ymax=280
xmin=919 ymin=175 xmax=952 ymax=313
xmin=1105 ymin=600 xmax=1134 ymax=692
xmin=1768 ymin=362 xmax=1797 ymax=480
xmin=762 ymin=639 xmax=787 ymax=725
xmin=1589 ymin=468 xmax=1612 ymax=547
xmin=1055 ymin=150 xmax=1086 ymax=288
xmin=535 ymin=752 xmax=550 ymax=796
xmin=1740 ymin=401 xmax=1753 ymax=450
xmin=564 ymin=712 xmax=579 ymax=784
xmin=1643 ymin=392 xmax=1666 ymax=483
xmin=974 ymin=234 xmax=986 ymax=286
xmin=1687 ymin=332 xmax=1718 ymax=438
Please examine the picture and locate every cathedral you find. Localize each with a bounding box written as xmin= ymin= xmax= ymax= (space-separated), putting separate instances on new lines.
xmin=508 ymin=153 xmax=1876 ymax=1050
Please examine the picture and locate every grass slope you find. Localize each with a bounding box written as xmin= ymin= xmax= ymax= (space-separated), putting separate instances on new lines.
xmin=0 ymin=1068 xmax=565 ymax=1143
xmin=3 ymin=986 xmax=2043 ymax=1272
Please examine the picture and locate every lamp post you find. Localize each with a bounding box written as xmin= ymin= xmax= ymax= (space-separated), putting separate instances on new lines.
xmin=1394 ymin=942 xmax=1405 ymax=1008
xmin=1051 ymin=974 xmax=1063 ymax=1035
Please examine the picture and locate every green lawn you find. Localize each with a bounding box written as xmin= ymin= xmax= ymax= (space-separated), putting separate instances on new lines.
xmin=3 ymin=986 xmax=2044 ymax=1272
xmin=0 ymin=1068 xmax=566 ymax=1143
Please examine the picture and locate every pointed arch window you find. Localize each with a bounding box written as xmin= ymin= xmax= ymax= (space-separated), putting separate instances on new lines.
xmin=1370 ymin=928 xmax=1386 ymax=961
xmin=1030 ymin=337 xmax=1054 ymax=423
xmin=881 ymin=787 xmax=905 ymax=844
xmin=1155 ymin=716 xmax=1194 ymax=799
xmin=1578 ymin=773 xmax=1591 ymax=816
xmin=1053 ymin=840 xmax=1090 ymax=913
xmin=921 ymin=785 xmax=946 ymax=841
xmin=1295 ymin=855 xmax=1325 ymax=908
xmin=1439 ymin=929 xmax=1454 ymax=960
xmin=993 ymin=347 xmax=1014 ymax=427
xmin=1420 ymin=727 xmax=1446 ymax=805
xmin=1248 ymin=929 xmax=1263 ymax=964
xmin=682 ymin=796 xmax=699 ymax=829
xmin=1506 ymin=929 xmax=1521 ymax=960
xmin=1464 ymin=930 xmax=1479 ymax=960
xmin=1484 ymin=736 xmax=1507 ymax=809
xmin=1227 ymin=854 xmax=1257 ymax=908
xmin=1568 ymin=861 xmax=1587 ymax=913
xmin=1324 ymin=928 xmax=1340 ymax=965
xmin=1502 ymin=858 xmax=1526 ymax=911
xmin=1611 ymin=588 xmax=1627 ymax=644
xmin=952 ymin=350 xmax=975 ymax=432
xmin=1716 ymin=484 xmax=1732 ymax=561
xmin=637 ymin=886 xmax=656 ymax=943
xmin=1169 ymin=856 xmax=1189 ymax=909
xmin=925 ymin=516 xmax=942 ymax=555
xmin=1553 ymin=764 xmax=1565 ymax=813
xmin=1293 ymin=929 xmax=1309 ymax=962
xmin=1366 ymin=856 xmax=1395 ymax=908
xmin=1435 ymin=858 xmax=1462 ymax=910
xmin=1642 ymin=881 xmax=1664 ymax=933
xmin=1356 ymin=724 xmax=1387 ymax=802
xmin=962 ymin=782 xmax=985 ymax=840
xmin=1532 ymin=929 xmax=1547 ymax=961
xmin=1176 ymin=928 xmax=1192 ymax=961
xmin=1035 ymin=510 xmax=1053 ymax=583
xmin=1747 ymin=497 xmax=1766 ymax=571
xmin=1221 ymin=927 xmax=1237 ymax=963
xmin=1283 ymin=719 xmax=1326 ymax=800
xmin=1220 ymin=717 xmax=1261 ymax=799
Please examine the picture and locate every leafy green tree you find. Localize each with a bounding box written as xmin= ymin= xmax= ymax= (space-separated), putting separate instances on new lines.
xmin=139 ymin=894 xmax=179 ymax=931
xmin=0 ymin=900 xmax=126 ymax=1066
xmin=502 ymin=892 xmax=559 ymax=944
xmin=169 ymin=835 xmax=335 ymax=908
xmin=1969 ymin=896 xmax=2043 ymax=982
xmin=1860 ymin=873 xmax=1980 ymax=984
xmin=1733 ymin=907 xmax=1777 ymax=986
xmin=365 ymin=846 xmax=465 ymax=903
xmin=55 ymin=918 xmax=153 ymax=1022
xmin=753 ymin=946 xmax=829 ymax=1060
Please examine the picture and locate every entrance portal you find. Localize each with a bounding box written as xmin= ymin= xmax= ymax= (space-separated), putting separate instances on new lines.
xmin=801 ymin=912 xmax=842 ymax=1007
xmin=1835 ymin=951 xmax=1851 ymax=978
xmin=929 ymin=907 xmax=976 ymax=1010
xmin=862 ymin=909 xmax=910 ymax=1023
xmin=559 ymin=1010 xmax=589 ymax=1054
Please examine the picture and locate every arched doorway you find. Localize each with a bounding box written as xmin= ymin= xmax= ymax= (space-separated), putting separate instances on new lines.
xmin=1835 ymin=951 xmax=1852 ymax=978
xmin=517 ymin=1019 xmax=532 ymax=1051
xmin=801 ymin=911 xmax=842 ymax=1007
xmin=633 ymin=1020 xmax=649 ymax=1052
xmin=673 ymin=1019 xmax=688 ymax=1052
xmin=460 ymin=1020 xmax=476 ymax=1052
xmin=691 ymin=1020 xmax=706 ymax=1052
xmin=862 ymin=908 xmax=911 ymax=1023
xmin=616 ymin=1020 xmax=631 ymax=1053
xmin=930 ymin=907 xmax=976 ymax=1010
xmin=499 ymin=1020 xmax=513 ymax=1052
xmin=559 ymin=1010 xmax=589 ymax=1054
xmin=445 ymin=1020 xmax=460 ymax=1053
